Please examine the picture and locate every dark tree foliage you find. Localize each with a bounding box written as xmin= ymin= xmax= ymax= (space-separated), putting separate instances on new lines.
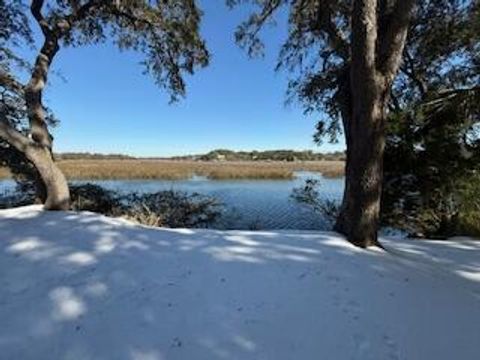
xmin=293 ymin=87 xmax=480 ymax=237
xmin=381 ymin=1 xmax=480 ymax=238
xmin=383 ymin=87 xmax=480 ymax=238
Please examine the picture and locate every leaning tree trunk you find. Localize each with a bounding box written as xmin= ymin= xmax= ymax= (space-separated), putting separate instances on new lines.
xmin=23 ymin=27 xmax=71 ymax=210
xmin=25 ymin=145 xmax=70 ymax=210
xmin=0 ymin=119 xmax=70 ymax=210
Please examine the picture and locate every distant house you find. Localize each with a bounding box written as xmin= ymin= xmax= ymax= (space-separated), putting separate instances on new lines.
xmin=214 ymin=154 xmax=226 ymax=161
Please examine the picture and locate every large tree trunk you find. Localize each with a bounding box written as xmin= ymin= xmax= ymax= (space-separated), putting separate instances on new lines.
xmin=332 ymin=0 xmax=415 ymax=247
xmin=334 ymin=88 xmax=387 ymax=247
xmin=25 ymin=145 xmax=70 ymax=210
xmin=334 ymin=0 xmax=390 ymax=247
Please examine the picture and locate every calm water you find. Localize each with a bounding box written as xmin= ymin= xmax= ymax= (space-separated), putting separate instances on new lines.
xmin=0 ymin=172 xmax=345 ymax=230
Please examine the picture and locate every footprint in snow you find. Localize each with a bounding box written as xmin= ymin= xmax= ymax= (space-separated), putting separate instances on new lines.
xmin=383 ymin=335 xmax=400 ymax=360
xmin=342 ymin=299 xmax=361 ymax=321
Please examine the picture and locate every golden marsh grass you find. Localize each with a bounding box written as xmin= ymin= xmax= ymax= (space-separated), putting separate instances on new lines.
xmin=0 ymin=160 xmax=344 ymax=180
xmin=0 ymin=167 xmax=10 ymax=178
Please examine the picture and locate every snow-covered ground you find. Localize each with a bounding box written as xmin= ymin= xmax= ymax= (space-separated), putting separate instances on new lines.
xmin=1 ymin=206 xmax=479 ymax=360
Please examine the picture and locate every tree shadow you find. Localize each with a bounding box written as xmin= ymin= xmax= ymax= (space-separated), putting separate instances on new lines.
xmin=1 ymin=206 xmax=479 ymax=359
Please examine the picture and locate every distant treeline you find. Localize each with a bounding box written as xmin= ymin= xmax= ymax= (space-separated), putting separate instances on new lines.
xmin=172 ymin=149 xmax=346 ymax=162
xmin=52 ymin=150 xmax=345 ymax=162
xmin=54 ymin=153 xmax=135 ymax=160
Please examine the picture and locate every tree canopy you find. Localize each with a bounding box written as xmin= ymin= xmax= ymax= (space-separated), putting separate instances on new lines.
xmin=2 ymin=0 xmax=209 ymax=99
xmin=229 ymin=0 xmax=479 ymax=143
xmin=0 ymin=0 xmax=210 ymax=209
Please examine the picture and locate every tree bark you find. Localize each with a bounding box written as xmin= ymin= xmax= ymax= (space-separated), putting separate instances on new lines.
xmin=22 ymin=3 xmax=70 ymax=210
xmin=332 ymin=0 xmax=415 ymax=247
xmin=25 ymin=145 xmax=70 ymax=210
xmin=0 ymin=120 xmax=69 ymax=210
xmin=334 ymin=0 xmax=386 ymax=247
xmin=22 ymin=44 xmax=71 ymax=210
xmin=334 ymin=85 xmax=387 ymax=248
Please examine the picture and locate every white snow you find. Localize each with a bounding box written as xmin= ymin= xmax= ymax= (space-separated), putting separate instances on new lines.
xmin=1 ymin=205 xmax=479 ymax=360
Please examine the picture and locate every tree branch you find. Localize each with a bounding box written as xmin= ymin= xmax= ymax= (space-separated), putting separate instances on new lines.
xmin=251 ymin=0 xmax=283 ymax=36
xmin=32 ymin=0 xmax=101 ymax=37
xmin=400 ymin=49 xmax=427 ymax=98
xmin=24 ymin=34 xmax=60 ymax=149
xmin=0 ymin=119 xmax=31 ymax=152
xmin=27 ymin=0 xmax=102 ymax=149
xmin=311 ymin=2 xmax=350 ymax=60
xmin=0 ymin=71 xmax=25 ymax=94
xmin=351 ymin=0 xmax=378 ymax=78
xmin=30 ymin=0 xmax=51 ymax=37
xmin=377 ymin=0 xmax=416 ymax=80
xmin=62 ymin=0 xmax=102 ymax=30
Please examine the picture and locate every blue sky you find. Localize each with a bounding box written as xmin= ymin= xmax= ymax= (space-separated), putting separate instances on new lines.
xmin=36 ymin=1 xmax=345 ymax=157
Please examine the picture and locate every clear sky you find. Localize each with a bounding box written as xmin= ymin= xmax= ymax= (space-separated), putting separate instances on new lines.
xmin=37 ymin=1 xmax=345 ymax=157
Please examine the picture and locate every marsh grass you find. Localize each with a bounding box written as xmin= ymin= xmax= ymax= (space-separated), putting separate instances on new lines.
xmin=0 ymin=167 xmax=10 ymax=178
xmin=0 ymin=160 xmax=344 ymax=180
